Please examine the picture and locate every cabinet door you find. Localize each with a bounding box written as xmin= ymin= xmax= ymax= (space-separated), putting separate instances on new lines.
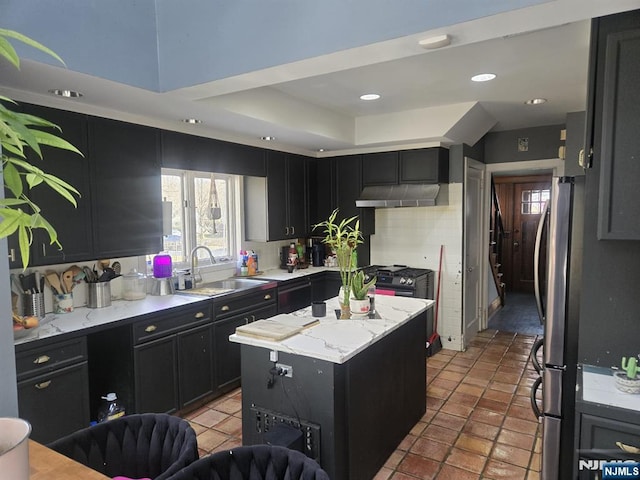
xmin=309 ymin=158 xmax=336 ymax=232
xmin=214 ymin=305 xmax=276 ymax=390
xmin=178 ymin=323 xmax=214 ymax=410
xmin=134 ymin=335 xmax=178 ymax=413
xmin=18 ymin=362 xmax=90 ymax=443
xmin=400 ymin=148 xmax=449 ymax=184
xmin=592 ymin=15 xmax=640 ymax=239
xmin=89 ymin=117 xmax=162 ymax=257
xmin=287 ymin=154 xmax=308 ymax=238
xmin=266 ymin=151 xmax=288 ymax=240
xmin=335 ymin=154 xmax=375 ymax=237
xmin=362 ymin=152 xmax=399 ymax=186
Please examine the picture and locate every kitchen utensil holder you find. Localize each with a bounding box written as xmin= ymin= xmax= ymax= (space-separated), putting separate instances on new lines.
xmin=22 ymin=292 xmax=45 ymax=318
xmin=87 ymin=282 xmax=111 ymax=308
xmin=53 ymin=293 xmax=74 ymax=314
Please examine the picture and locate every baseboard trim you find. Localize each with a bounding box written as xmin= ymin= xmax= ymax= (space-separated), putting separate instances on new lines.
xmin=487 ymin=296 xmax=502 ymax=319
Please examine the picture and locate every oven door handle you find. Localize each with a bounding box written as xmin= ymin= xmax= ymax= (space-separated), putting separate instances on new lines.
xmin=391 ymin=290 xmax=414 ymax=297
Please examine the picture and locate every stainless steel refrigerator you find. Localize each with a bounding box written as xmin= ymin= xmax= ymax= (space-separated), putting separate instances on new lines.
xmin=530 ymin=176 xmax=585 ymax=480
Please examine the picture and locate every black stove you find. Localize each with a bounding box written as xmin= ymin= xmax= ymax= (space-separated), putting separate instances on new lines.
xmin=361 ymin=264 xmax=434 ymax=299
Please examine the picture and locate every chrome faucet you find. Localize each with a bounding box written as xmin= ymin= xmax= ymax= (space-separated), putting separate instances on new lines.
xmin=190 ymin=245 xmax=216 ymax=288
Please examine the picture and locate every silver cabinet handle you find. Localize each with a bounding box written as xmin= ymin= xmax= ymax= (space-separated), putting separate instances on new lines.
xmin=8 ymin=248 xmax=15 ymax=262
xmin=34 ymin=355 xmax=50 ymax=365
xmin=145 ymin=325 xmax=157 ymax=333
xmin=195 ymin=312 xmax=205 ymax=319
xmin=291 ymin=226 xmax=295 ymax=235
xmin=35 ymin=380 xmax=51 ymax=390
xmin=285 ymin=226 xmax=290 ymax=235
xmin=221 ymin=305 xmax=230 ymax=312
xmin=264 ymin=294 xmax=272 ymax=300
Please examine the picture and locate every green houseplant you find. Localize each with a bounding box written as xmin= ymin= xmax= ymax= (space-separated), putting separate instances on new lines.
xmin=350 ymin=269 xmax=376 ymax=317
xmin=0 ymin=28 xmax=83 ymax=269
xmin=313 ymin=208 xmax=363 ymax=318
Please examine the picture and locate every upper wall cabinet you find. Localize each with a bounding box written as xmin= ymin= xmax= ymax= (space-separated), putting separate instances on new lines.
xmin=308 ymin=158 xmax=337 ymax=233
xmin=362 ymin=152 xmax=399 ymax=186
xmin=586 ymin=10 xmax=640 ymax=240
xmin=399 ymin=147 xmax=449 ymax=184
xmin=161 ymin=131 xmax=266 ymax=177
xmin=89 ymin=117 xmax=163 ymax=257
xmin=244 ymin=152 xmax=308 ymax=242
xmin=8 ymin=105 xmax=93 ymax=268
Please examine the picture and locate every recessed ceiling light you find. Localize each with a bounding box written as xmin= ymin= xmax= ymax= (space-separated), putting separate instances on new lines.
xmin=261 ymin=136 xmax=276 ymax=141
xmin=418 ymin=34 xmax=451 ymax=50
xmin=471 ymin=73 xmax=496 ymax=82
xmin=525 ymin=98 xmax=547 ymax=105
xmin=318 ymin=148 xmax=325 ymax=152
xmin=48 ymin=89 xmax=83 ymax=98
xmin=182 ymin=118 xmax=202 ymax=124
xmin=360 ymin=93 xmax=381 ymax=101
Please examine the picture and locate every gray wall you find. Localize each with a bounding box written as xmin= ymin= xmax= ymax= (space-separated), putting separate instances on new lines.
xmin=450 ymin=141 xmax=485 ymax=183
xmin=483 ymin=124 xmax=564 ymax=164
xmin=564 ymin=111 xmax=586 ymax=177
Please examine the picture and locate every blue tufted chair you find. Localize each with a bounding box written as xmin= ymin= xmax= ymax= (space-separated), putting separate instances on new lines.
xmin=167 ymin=445 xmax=330 ymax=480
xmin=47 ymin=413 xmax=199 ymax=480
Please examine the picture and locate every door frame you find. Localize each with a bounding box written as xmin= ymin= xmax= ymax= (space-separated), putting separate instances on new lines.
xmin=462 ymin=157 xmax=485 ymax=349
xmin=477 ymin=158 xmax=564 ymax=331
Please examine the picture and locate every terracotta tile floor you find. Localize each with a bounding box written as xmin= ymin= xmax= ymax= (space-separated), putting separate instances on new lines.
xmin=181 ymin=329 xmax=542 ymax=479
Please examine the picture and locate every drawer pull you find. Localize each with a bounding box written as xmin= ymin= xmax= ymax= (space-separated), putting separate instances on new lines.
xmin=617 ymin=441 xmax=640 ymax=454
xmin=35 ymin=380 xmax=51 ymax=390
xmin=221 ymin=305 xmax=230 ymax=312
xmin=264 ymin=294 xmax=272 ymax=300
xmin=195 ymin=312 xmax=205 ymax=319
xmin=33 ymin=355 xmax=51 ymax=365
xmin=145 ymin=325 xmax=157 ymax=333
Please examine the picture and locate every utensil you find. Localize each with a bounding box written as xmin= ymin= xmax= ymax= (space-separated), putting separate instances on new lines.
xmin=98 ymin=259 xmax=110 ymax=271
xmin=59 ymin=272 xmax=67 ymax=293
xmin=62 ymin=270 xmax=74 ymax=293
xmin=45 ymin=270 xmax=62 ymax=294
xmin=111 ymin=261 xmax=121 ymax=275
xmin=10 ymin=273 xmax=25 ymax=295
xmin=83 ymin=266 xmax=96 ymax=283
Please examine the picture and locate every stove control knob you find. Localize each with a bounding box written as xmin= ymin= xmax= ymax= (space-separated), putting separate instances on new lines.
xmin=406 ymin=278 xmax=414 ymax=286
xmin=399 ymin=277 xmax=406 ymax=284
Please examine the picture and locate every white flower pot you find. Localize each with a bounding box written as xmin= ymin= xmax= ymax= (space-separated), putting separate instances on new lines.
xmin=350 ymin=298 xmax=370 ymax=317
xmin=0 ymin=417 xmax=31 ymax=480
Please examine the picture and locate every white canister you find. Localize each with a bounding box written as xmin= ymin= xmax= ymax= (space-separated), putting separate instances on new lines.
xmin=0 ymin=417 xmax=31 ymax=480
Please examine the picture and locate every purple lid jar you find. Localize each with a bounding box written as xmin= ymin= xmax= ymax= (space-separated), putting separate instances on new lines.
xmin=153 ymin=254 xmax=172 ymax=278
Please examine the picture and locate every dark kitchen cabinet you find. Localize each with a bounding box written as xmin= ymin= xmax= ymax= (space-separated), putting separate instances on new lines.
xmin=161 ymin=130 xmax=266 ymax=176
xmin=177 ymin=323 xmax=215 ymax=410
xmin=308 ymin=157 xmax=337 ymax=233
xmin=7 ymin=105 xmax=92 ymax=268
xmin=213 ymin=285 xmax=277 ymax=390
xmin=134 ymin=334 xmax=179 ymax=414
xmin=89 ymin=117 xmax=163 ymax=258
xmin=336 ymin=154 xmax=375 ymax=239
xmin=16 ymin=336 xmax=90 ymax=443
xmin=400 ymin=147 xmax=449 ymax=184
xmin=362 ymin=151 xmax=399 ymax=186
xmin=245 ymin=152 xmax=308 ymax=241
xmin=584 ymin=10 xmax=640 ymax=240
xmin=88 ymin=302 xmax=213 ymax=416
xmin=277 ymin=277 xmax=312 ymax=314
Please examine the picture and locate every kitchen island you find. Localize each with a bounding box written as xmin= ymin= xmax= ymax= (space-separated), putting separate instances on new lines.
xmin=230 ymin=295 xmax=434 ymax=480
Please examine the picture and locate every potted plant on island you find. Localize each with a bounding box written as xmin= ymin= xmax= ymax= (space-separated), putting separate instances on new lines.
xmin=350 ymin=270 xmax=376 ymax=317
xmin=614 ymin=356 xmax=640 ymax=394
xmin=313 ymin=208 xmax=363 ymax=319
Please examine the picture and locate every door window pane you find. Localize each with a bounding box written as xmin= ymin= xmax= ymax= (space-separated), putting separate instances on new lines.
xmin=521 ymin=189 xmax=550 ymax=215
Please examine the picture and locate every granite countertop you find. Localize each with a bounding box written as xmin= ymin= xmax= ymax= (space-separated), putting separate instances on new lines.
xmin=13 ymin=294 xmax=208 ymax=347
xmin=229 ymin=295 xmax=434 ymax=364
xmin=580 ymin=364 xmax=640 ymax=413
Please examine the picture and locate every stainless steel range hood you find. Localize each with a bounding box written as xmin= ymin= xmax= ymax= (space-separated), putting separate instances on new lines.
xmin=355 ymin=184 xmax=448 ymax=208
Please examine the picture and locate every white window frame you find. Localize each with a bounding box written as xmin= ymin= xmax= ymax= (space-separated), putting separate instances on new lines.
xmin=161 ymin=168 xmax=240 ymax=269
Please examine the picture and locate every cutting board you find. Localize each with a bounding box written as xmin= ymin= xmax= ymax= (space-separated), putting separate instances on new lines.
xmin=235 ymin=315 xmax=319 ymax=341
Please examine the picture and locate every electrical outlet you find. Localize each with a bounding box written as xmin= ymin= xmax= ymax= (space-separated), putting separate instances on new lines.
xmin=276 ymin=363 xmax=293 ymax=377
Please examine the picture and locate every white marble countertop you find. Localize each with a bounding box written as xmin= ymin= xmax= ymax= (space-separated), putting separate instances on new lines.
xmin=581 ymin=365 xmax=640 ymax=413
xmin=252 ymin=266 xmax=341 ymax=281
xmin=13 ymin=295 xmax=207 ymax=347
xmin=230 ymin=295 xmax=434 ymax=364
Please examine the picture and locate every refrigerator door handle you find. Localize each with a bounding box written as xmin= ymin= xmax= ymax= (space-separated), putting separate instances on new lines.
xmin=530 ymin=376 xmax=543 ymax=419
xmin=530 ymin=338 xmax=544 ymax=374
xmin=534 ymin=201 xmax=548 ymax=325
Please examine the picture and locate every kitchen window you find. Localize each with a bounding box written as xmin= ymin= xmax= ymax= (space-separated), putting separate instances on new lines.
xmin=161 ymin=168 xmax=239 ymax=265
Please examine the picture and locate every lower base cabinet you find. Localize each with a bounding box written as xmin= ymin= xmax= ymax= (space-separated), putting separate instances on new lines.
xmin=16 ymin=337 xmax=90 ymax=443
xmin=134 ymin=335 xmax=179 ymax=414
xmin=178 ymin=323 xmax=215 ymax=410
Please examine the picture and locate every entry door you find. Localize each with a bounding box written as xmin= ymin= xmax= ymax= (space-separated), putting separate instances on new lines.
xmin=463 ymin=160 xmax=484 ymax=348
xmin=512 ymin=180 xmax=550 ymax=293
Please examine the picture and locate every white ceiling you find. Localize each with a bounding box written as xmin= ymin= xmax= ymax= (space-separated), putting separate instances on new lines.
xmin=1 ymin=0 xmax=639 ymax=157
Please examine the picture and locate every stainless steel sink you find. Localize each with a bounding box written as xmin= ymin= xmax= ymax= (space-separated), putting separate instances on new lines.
xmin=179 ymin=277 xmax=271 ymax=297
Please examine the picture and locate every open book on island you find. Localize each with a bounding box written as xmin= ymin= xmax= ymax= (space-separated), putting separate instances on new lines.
xmin=235 ymin=315 xmax=320 ymax=341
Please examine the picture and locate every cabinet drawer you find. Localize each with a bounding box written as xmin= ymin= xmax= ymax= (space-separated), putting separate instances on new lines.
xmin=133 ymin=304 xmax=211 ymax=344
xmin=15 ymin=336 xmax=87 ymax=381
xmin=214 ymin=288 xmax=276 ymax=319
